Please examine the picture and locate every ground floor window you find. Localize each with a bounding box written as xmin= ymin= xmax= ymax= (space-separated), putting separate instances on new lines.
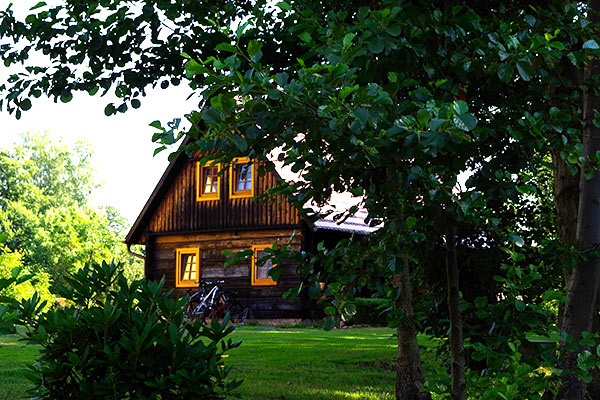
xmin=176 ymin=248 xmax=199 ymax=287
xmin=251 ymin=244 xmax=276 ymax=286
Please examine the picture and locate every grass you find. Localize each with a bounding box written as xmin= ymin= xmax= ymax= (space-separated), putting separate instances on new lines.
xmin=228 ymin=327 xmax=398 ymax=399
xmin=0 ymin=326 xmax=432 ymax=400
xmin=0 ymin=330 xmax=39 ymax=400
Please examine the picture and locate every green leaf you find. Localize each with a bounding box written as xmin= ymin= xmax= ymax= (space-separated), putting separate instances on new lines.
xmin=339 ymin=85 xmax=358 ymax=100
xmin=405 ymin=217 xmax=417 ymax=229
xmin=247 ymin=40 xmax=262 ymax=57
xmin=20 ymin=99 xmax=32 ymax=111
xmin=343 ymin=33 xmax=356 ymax=48
xmin=368 ymin=37 xmax=384 ymax=54
xmin=453 ymin=100 xmax=468 ymax=115
xmin=387 ymin=25 xmax=402 ymax=37
xmin=454 ymin=113 xmax=477 ymax=131
xmin=227 ymin=134 xmax=248 ymax=152
xmin=583 ymin=40 xmax=599 ymax=50
xmin=322 ymin=317 xmax=336 ymax=331
xmin=299 ymin=32 xmax=312 ymax=43
xmin=474 ymin=296 xmax=488 ymax=309
xmin=508 ymin=233 xmax=524 ymax=247
xmin=104 ymin=103 xmax=116 ymax=116
xmin=578 ymin=350 xmax=595 ymax=370
xmin=131 ymin=99 xmax=141 ymax=109
xmin=216 ymin=42 xmax=236 ymax=53
xmin=428 ymin=119 xmax=445 ymax=131
xmin=149 ymin=120 xmax=163 ymax=130
xmin=497 ymin=64 xmax=513 ymax=83
xmin=524 ymin=15 xmax=536 ymax=27
xmin=277 ymin=1 xmax=291 ymax=11
xmin=516 ymin=63 xmax=532 ymax=81
xmin=60 ymin=92 xmax=73 ymax=103
xmin=417 ymin=109 xmax=430 ymax=127
xmin=30 ymin=1 xmax=47 ymax=10
xmin=153 ymin=146 xmax=166 ymax=156
xmin=515 ymin=300 xmax=526 ymax=312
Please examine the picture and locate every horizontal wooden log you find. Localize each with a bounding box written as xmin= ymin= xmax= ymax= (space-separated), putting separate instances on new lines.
xmin=153 ymin=228 xmax=302 ymax=244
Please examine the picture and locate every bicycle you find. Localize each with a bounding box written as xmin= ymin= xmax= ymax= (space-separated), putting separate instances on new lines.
xmin=185 ymin=280 xmax=253 ymax=324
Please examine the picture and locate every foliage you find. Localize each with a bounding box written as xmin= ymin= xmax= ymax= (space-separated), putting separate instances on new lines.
xmin=0 ymin=132 xmax=143 ymax=288
xmin=349 ymin=298 xmax=390 ymax=327
xmin=12 ymin=261 xmax=241 ymax=399
xmin=0 ymin=246 xmax=54 ymax=307
xmin=3 ymin=0 xmax=600 ymax=396
xmin=0 ymin=0 xmax=259 ymax=118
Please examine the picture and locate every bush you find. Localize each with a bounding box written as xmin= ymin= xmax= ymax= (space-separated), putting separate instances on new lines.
xmin=350 ymin=298 xmax=391 ymax=326
xmin=15 ymin=261 xmax=241 ymax=399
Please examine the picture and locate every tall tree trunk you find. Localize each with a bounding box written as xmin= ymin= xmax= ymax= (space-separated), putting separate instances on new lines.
xmin=395 ymin=258 xmax=431 ymax=400
xmin=551 ymin=55 xmax=583 ymax=329
xmin=558 ymin=1 xmax=600 ymax=394
xmin=446 ymin=226 xmax=465 ymax=400
xmin=552 ymin=147 xmax=581 ymax=328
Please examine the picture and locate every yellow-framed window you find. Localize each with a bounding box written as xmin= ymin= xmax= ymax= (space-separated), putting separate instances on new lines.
xmin=251 ymin=244 xmax=276 ymax=286
xmin=196 ymin=161 xmax=221 ymax=201
xmin=229 ymin=157 xmax=254 ymax=199
xmin=176 ymin=248 xmax=200 ymax=288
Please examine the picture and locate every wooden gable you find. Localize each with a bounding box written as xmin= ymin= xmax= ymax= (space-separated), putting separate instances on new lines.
xmin=126 ymin=148 xmax=301 ymax=245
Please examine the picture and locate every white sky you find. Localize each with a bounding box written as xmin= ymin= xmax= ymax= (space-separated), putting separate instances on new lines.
xmin=0 ymin=1 xmax=197 ymax=225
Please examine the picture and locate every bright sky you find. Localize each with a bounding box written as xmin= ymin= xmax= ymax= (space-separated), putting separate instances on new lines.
xmin=0 ymin=1 xmax=197 ymax=225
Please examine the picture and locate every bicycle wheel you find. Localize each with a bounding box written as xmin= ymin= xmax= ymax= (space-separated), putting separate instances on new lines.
xmin=185 ymin=300 xmax=201 ymax=320
xmin=229 ymin=304 xmax=253 ymax=324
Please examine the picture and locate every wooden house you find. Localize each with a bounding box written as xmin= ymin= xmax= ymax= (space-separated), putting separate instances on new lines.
xmin=125 ymin=144 xmax=377 ymax=319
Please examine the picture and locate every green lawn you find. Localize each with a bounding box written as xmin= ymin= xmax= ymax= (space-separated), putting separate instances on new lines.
xmin=0 ymin=331 xmax=39 ymax=400
xmin=229 ymin=327 xmax=397 ymax=399
xmin=0 ymin=326 xmax=424 ymax=400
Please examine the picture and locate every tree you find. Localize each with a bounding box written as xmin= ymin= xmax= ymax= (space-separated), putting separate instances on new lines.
xmin=0 ymin=132 xmax=143 ymax=288
xmin=3 ymin=1 xmax=600 ymax=398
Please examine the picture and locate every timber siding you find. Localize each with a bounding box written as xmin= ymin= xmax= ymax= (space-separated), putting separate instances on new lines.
xmin=147 ymin=157 xmax=300 ymax=235
xmin=147 ymin=228 xmax=306 ymax=319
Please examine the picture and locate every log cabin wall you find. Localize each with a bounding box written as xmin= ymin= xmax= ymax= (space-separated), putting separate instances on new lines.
xmin=147 ymin=157 xmax=300 ymax=234
xmin=147 ymin=228 xmax=308 ymax=319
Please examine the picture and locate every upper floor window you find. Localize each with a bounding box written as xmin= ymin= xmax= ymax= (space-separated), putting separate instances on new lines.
xmin=176 ymin=248 xmax=199 ymax=288
xmin=196 ymin=162 xmax=221 ymax=201
xmin=229 ymin=157 xmax=254 ymax=199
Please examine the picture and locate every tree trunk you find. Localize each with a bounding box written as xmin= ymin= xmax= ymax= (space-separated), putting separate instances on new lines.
xmin=552 ymin=146 xmax=580 ymax=250
xmin=558 ymin=1 xmax=600 ymax=394
xmin=446 ymin=226 xmax=465 ymax=400
xmin=551 ymin=54 xmax=583 ymax=330
xmin=552 ymin=147 xmax=581 ymax=329
xmin=395 ymin=258 xmax=431 ymax=400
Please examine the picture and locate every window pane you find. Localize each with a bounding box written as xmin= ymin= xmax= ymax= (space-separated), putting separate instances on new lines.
xmin=255 ymin=250 xmax=273 ymax=280
xmin=203 ymin=166 xmax=218 ymax=194
xmin=257 ymin=264 xmax=269 ymax=279
xmin=181 ymin=254 xmax=197 ymax=281
xmin=235 ymin=163 xmax=252 ymax=193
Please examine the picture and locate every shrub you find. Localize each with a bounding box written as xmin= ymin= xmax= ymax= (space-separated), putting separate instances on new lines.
xmin=350 ymin=298 xmax=391 ymax=326
xmin=15 ymin=261 xmax=241 ymax=399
